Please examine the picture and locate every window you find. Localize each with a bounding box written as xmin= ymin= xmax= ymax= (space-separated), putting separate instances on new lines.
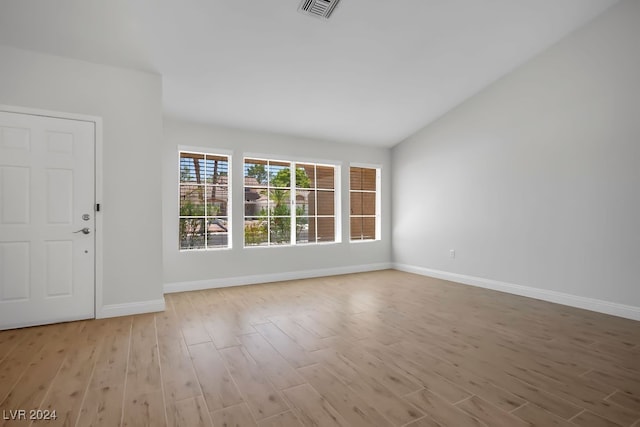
xmin=179 ymin=151 xmax=230 ymax=250
xmin=350 ymin=166 xmax=380 ymax=241
xmin=296 ymin=163 xmax=337 ymax=244
xmin=244 ymin=158 xmax=337 ymax=246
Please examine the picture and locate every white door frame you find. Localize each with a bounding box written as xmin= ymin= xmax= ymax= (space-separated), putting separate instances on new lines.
xmin=0 ymin=104 xmax=103 ymax=319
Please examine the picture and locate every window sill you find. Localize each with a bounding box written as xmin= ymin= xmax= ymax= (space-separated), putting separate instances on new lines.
xmin=243 ymin=241 xmax=341 ymax=249
xmin=179 ymin=246 xmax=233 ymax=253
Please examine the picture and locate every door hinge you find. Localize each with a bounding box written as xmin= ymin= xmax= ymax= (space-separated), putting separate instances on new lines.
xmin=95 ymin=203 xmax=101 ymax=212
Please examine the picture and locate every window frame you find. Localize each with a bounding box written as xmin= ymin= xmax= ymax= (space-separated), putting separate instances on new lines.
xmin=178 ymin=147 xmax=233 ymax=251
xmin=243 ymin=155 xmax=340 ymax=248
xmin=349 ymin=164 xmax=381 ymax=242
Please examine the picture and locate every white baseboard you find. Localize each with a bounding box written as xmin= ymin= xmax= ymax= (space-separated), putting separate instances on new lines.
xmin=97 ymin=298 xmax=166 ymax=319
xmin=164 ymin=263 xmax=393 ymax=294
xmin=394 ymin=263 xmax=640 ymax=322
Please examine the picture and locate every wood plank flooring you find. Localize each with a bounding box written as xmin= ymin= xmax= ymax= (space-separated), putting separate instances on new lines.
xmin=1 ymin=270 xmax=639 ymax=426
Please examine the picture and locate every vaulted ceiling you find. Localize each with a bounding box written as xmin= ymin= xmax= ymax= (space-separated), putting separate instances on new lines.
xmin=0 ymin=0 xmax=618 ymax=146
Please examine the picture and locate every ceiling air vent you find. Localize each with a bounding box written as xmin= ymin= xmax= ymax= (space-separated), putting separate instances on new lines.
xmin=298 ymin=0 xmax=341 ymax=19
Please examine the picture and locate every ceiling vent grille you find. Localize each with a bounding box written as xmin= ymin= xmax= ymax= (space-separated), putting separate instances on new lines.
xmin=298 ymin=0 xmax=341 ymax=19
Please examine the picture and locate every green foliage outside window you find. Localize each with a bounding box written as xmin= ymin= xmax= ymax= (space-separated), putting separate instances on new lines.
xmin=270 ymin=168 xmax=311 ymax=188
xmin=246 ymin=164 xmax=267 ymax=185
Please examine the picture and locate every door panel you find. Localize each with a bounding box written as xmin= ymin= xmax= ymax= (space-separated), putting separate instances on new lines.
xmin=0 ymin=111 xmax=95 ymax=330
xmin=46 ymin=169 xmax=73 ymax=224
xmin=0 ymin=242 xmax=30 ymax=300
xmin=45 ymin=240 xmax=73 ymax=297
xmin=1 ymin=166 xmax=30 ymax=223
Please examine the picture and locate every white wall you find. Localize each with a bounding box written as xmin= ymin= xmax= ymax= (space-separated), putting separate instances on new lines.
xmin=0 ymin=46 xmax=164 ymax=313
xmin=392 ymin=0 xmax=640 ymax=313
xmin=163 ymin=118 xmax=391 ymax=290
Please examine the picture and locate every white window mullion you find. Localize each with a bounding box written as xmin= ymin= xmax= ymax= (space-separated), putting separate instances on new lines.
xmin=290 ymin=163 xmax=296 ymax=245
xmin=376 ymin=168 xmax=381 ymax=241
xmin=334 ymin=165 xmax=340 ymax=243
xmin=203 ymin=156 xmax=208 ymax=249
xmin=267 ymin=160 xmax=272 ymax=246
xmin=314 ymin=165 xmax=319 ymax=242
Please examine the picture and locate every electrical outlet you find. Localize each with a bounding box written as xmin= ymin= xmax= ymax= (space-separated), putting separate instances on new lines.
xmin=450 ymin=249 xmax=455 ymax=259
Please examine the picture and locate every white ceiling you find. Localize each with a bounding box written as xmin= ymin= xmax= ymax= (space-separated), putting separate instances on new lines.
xmin=0 ymin=0 xmax=618 ymax=147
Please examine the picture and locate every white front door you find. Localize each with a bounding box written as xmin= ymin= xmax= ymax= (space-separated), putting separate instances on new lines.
xmin=0 ymin=110 xmax=95 ymax=330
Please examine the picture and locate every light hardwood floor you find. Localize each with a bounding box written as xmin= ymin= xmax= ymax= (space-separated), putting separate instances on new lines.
xmin=1 ymin=270 xmax=639 ymax=426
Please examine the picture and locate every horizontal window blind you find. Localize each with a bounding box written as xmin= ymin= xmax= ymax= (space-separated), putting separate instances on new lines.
xmin=350 ymin=166 xmax=379 ymax=241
